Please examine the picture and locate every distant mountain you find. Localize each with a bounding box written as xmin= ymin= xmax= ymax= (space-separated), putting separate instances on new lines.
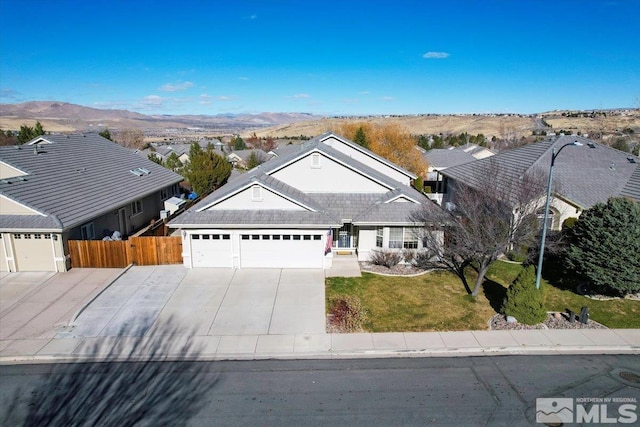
xmin=0 ymin=101 xmax=324 ymax=134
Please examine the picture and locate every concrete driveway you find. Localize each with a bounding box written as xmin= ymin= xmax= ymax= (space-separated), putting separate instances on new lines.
xmin=58 ymin=265 xmax=326 ymax=338
xmin=0 ymin=269 xmax=122 ymax=340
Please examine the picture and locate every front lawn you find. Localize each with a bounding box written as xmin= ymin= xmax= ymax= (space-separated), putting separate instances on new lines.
xmin=326 ymin=262 xmax=640 ymax=331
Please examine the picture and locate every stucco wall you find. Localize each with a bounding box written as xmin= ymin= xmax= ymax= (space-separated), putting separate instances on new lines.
xmin=271 ymin=152 xmax=389 ymax=193
xmin=208 ymin=186 xmax=306 ymax=210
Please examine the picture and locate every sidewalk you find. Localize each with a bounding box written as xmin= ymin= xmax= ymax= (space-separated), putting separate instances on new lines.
xmin=1 ymin=328 xmax=638 ymax=363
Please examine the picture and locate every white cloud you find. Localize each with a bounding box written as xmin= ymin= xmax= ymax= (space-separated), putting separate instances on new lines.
xmin=381 ymin=96 xmax=394 ymax=102
xmin=141 ymin=95 xmax=164 ymax=106
xmin=422 ymin=51 xmax=450 ymax=59
xmin=217 ymin=95 xmax=238 ymax=101
xmin=0 ymin=88 xmax=20 ymax=100
xmin=200 ymin=94 xmax=212 ymax=105
xmin=158 ymin=81 xmax=195 ymax=92
xmin=359 ymin=91 xmax=370 ymax=95
xmin=288 ymin=93 xmax=311 ymax=99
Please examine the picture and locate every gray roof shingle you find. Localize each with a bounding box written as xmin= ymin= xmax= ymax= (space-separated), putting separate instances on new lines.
xmin=0 ymin=134 xmax=183 ymax=231
xmin=170 ymin=132 xmax=441 ymax=228
xmin=441 ymin=135 xmax=640 ymax=209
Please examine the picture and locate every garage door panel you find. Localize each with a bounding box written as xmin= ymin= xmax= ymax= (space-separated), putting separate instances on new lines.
xmin=12 ymin=234 xmax=54 ymax=271
xmin=240 ymin=233 xmax=323 ymax=268
xmin=191 ymin=233 xmax=233 ymax=268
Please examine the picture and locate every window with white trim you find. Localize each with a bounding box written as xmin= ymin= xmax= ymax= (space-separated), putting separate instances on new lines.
xmin=131 ymin=199 xmax=143 ymax=216
xmin=81 ymin=222 xmax=95 ymax=240
xmin=376 ymin=227 xmax=383 ymax=248
xmin=388 ymin=227 xmax=419 ymax=249
xmin=389 ymin=227 xmax=403 ymax=249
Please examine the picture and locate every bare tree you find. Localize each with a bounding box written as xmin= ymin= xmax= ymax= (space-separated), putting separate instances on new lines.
xmin=413 ymin=160 xmax=546 ymax=296
xmin=116 ymin=128 xmax=145 ymax=149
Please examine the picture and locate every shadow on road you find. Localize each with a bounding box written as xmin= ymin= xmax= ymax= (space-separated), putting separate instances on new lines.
xmin=1 ymin=317 xmax=220 ymax=426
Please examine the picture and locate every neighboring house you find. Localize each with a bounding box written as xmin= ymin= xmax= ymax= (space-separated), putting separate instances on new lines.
xmin=436 ymin=135 xmax=640 ymax=230
xmin=422 ymin=145 xmax=495 ymax=203
xmin=169 ymin=132 xmax=442 ymax=269
xmin=0 ymin=134 xmax=183 ymax=272
xmin=143 ymin=138 xmax=225 ymax=164
xmin=227 ymin=149 xmax=273 ymax=169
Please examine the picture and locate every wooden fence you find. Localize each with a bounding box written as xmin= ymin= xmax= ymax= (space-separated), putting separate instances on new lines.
xmin=68 ymin=236 xmax=182 ymax=268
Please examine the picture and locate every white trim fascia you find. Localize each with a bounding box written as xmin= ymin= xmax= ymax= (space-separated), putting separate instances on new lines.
xmin=551 ymin=192 xmax=584 ymax=211
xmin=0 ymin=194 xmax=47 ymax=216
xmin=318 ymin=133 xmax=417 ymax=179
xmin=27 ymin=136 xmax=54 ymax=145
xmin=196 ymin=181 xmax=318 ymax=213
xmin=353 ymin=221 xmax=425 ymax=226
xmin=169 ymin=222 xmax=340 ymax=229
xmin=0 ymin=160 xmax=29 ymax=177
xmin=384 ymin=194 xmax=421 ymax=204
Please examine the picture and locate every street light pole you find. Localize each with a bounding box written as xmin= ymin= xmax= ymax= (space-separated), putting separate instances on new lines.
xmin=535 ymin=140 xmax=582 ymax=289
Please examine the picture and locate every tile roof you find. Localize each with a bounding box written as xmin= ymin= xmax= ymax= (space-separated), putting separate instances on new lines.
xmin=424 ymin=147 xmax=477 ymax=169
xmin=170 ymin=132 xmax=441 ymax=228
xmin=441 ymin=135 xmax=640 ymax=209
xmin=0 ymin=134 xmax=183 ymax=231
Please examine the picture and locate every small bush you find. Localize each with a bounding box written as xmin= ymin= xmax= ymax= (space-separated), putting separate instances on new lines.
xmin=402 ymin=249 xmax=416 ymax=265
xmin=562 ymin=217 xmax=578 ymax=230
xmin=412 ymin=250 xmax=433 ymax=269
xmin=330 ymin=295 xmax=367 ymax=332
xmin=369 ymin=250 xmax=402 ymax=268
xmin=501 ymin=265 xmax=547 ymax=325
xmin=506 ymin=250 xmax=527 ymax=263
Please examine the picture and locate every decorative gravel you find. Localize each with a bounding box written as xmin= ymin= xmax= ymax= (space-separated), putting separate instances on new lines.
xmin=359 ymin=262 xmax=429 ymax=276
xmin=489 ymin=312 xmax=607 ymax=330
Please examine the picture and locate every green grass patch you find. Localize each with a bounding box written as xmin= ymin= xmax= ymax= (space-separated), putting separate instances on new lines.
xmin=326 ymin=261 xmax=640 ymax=331
xmin=326 ymin=271 xmax=496 ymax=332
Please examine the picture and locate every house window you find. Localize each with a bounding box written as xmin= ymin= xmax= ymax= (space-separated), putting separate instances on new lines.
xmin=251 ymin=185 xmax=263 ymax=201
xmin=303 ymin=235 xmax=311 ymax=240
xmin=34 ymin=234 xmax=42 ymax=239
xmin=222 ymin=234 xmax=230 ymax=240
xmin=273 ymin=235 xmax=281 ymax=240
xmin=44 ymin=233 xmax=51 ymax=239
xmin=311 ymin=153 xmax=321 ymax=168
xmin=13 ymin=234 xmax=21 ymax=239
xmin=313 ymin=235 xmax=321 ymax=240
xmin=403 ymin=229 xmax=419 ymax=249
xmin=293 ymin=235 xmax=301 ymax=240
xmin=24 ymin=234 xmax=32 ymax=239
xmin=81 ymin=222 xmax=95 ymax=240
xmin=192 ymin=234 xmax=200 ymax=239
xmin=537 ymin=208 xmax=556 ymax=230
xmin=160 ymin=187 xmax=169 ymax=200
xmin=241 ymin=235 xmax=250 ymax=240
xmin=388 ymin=227 xmax=419 ymax=249
xmin=131 ymin=199 xmax=143 ymax=216
xmin=389 ymin=227 xmax=403 ymax=249
xmin=376 ymin=227 xmax=383 ymax=248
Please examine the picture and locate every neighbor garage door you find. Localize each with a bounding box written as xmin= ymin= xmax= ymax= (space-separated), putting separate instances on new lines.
xmin=240 ymin=232 xmax=324 ymax=268
xmin=12 ymin=233 xmax=55 ymax=271
xmin=191 ymin=233 xmax=233 ymax=267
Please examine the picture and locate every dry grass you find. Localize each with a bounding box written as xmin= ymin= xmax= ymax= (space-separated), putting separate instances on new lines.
xmin=251 ymin=115 xmax=535 ymax=140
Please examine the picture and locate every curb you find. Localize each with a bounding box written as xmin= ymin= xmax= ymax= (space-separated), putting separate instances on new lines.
xmin=2 ymin=345 xmax=638 ymax=365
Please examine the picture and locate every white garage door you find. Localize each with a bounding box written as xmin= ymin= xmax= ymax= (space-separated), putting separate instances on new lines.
xmin=13 ymin=233 xmax=55 ymax=271
xmin=240 ymin=233 xmax=324 ymax=268
xmin=191 ymin=233 xmax=233 ymax=267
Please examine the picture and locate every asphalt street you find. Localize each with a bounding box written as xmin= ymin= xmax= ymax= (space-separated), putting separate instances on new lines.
xmin=1 ymin=355 xmax=638 ymax=426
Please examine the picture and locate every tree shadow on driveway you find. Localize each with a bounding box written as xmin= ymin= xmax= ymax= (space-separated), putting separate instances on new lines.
xmin=1 ymin=317 xmax=221 ymax=426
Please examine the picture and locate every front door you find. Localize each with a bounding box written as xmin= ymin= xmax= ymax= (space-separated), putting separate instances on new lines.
xmin=336 ymin=223 xmax=357 ymax=248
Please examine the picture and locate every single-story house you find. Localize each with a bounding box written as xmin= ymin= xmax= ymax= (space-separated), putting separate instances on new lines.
xmin=436 ymin=135 xmax=640 ymax=230
xmin=227 ymin=149 xmax=273 ymax=169
xmin=169 ymin=132 xmax=442 ymax=269
xmin=0 ymin=134 xmax=183 ymax=272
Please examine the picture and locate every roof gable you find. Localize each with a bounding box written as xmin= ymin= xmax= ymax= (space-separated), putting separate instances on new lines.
xmin=318 ymin=132 xmax=416 ymax=183
xmin=203 ymin=182 xmax=309 ymax=212
xmin=269 ymin=150 xmax=391 ymax=193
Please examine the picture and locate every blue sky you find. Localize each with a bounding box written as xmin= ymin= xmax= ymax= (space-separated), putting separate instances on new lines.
xmin=1 ymin=0 xmax=638 ymax=116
